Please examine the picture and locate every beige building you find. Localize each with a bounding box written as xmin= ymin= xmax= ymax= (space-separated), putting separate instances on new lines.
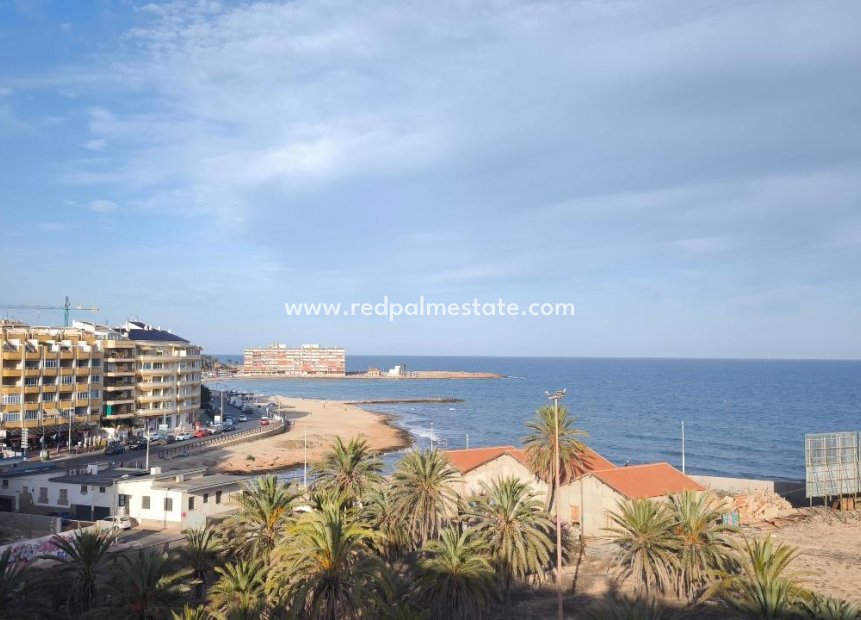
xmin=1 ymin=321 xmax=104 ymax=451
xmin=445 ymin=445 xmax=703 ymax=537
xmin=243 ymin=343 xmax=345 ymax=376
xmin=115 ymin=321 xmax=202 ymax=432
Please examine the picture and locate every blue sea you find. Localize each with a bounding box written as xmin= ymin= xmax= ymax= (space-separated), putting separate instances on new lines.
xmin=212 ymin=356 xmax=861 ymax=481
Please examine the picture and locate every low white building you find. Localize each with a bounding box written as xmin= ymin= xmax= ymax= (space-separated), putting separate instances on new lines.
xmin=0 ymin=462 xmax=247 ymax=528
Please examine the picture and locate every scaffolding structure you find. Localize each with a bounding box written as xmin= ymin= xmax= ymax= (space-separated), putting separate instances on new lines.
xmin=805 ymin=432 xmax=860 ymax=499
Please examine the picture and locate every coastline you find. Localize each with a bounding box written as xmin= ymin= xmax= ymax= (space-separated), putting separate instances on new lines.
xmin=210 ymin=370 xmax=505 ymax=380
xmin=168 ymin=397 xmax=412 ymax=475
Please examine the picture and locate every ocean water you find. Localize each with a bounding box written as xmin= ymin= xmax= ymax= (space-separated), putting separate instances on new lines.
xmin=213 ymin=356 xmax=861 ymax=481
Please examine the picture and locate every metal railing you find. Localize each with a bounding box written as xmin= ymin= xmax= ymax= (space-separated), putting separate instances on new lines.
xmin=153 ymin=420 xmax=287 ymax=461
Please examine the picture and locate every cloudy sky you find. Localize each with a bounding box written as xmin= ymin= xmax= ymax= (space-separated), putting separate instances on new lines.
xmin=1 ymin=0 xmax=860 ymax=358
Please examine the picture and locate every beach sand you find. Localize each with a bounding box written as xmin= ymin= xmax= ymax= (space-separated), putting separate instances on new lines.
xmin=162 ymin=397 xmax=411 ymax=475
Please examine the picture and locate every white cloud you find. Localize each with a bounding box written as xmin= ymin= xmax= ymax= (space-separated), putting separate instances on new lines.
xmin=83 ymin=139 xmax=107 ymax=151
xmin=87 ymin=200 xmax=118 ymax=213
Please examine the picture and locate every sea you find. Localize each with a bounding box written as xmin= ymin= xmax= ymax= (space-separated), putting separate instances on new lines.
xmin=211 ymin=356 xmax=861 ymax=482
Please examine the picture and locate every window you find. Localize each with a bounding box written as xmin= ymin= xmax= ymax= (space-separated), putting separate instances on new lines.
xmin=202 ymin=493 xmax=209 ymax=504
xmin=61 ymin=376 xmax=73 ymax=385
xmin=2 ymin=394 xmax=21 ymax=405
xmin=188 ymin=496 xmax=195 ymax=511
xmin=90 ymin=390 xmax=100 ymax=399
xmin=91 ymin=359 xmax=101 ymax=367
xmin=81 ymin=485 xmax=88 ymax=495
xmin=24 ymin=377 xmax=39 ymax=386
xmin=570 ymin=506 xmax=581 ymax=525
xmin=59 ymin=488 xmax=68 ymax=505
xmin=91 ymin=376 xmax=101 ymax=384
xmin=42 ymin=393 xmax=56 ymax=402
xmin=215 ymin=491 xmax=222 ymax=504
xmin=38 ymin=487 xmax=48 ymax=503
xmin=43 ymin=359 xmax=58 ymax=368
xmin=76 ymin=391 xmax=89 ymax=400
xmin=142 ymin=496 xmax=151 ymax=510
xmin=98 ymin=486 xmax=106 ymax=494
xmin=118 ymin=494 xmax=128 ymax=507
xmin=24 ymin=410 xmax=39 ymax=421
xmin=1 ymin=480 xmax=7 ymax=489
xmin=164 ymin=497 xmax=173 ymax=512
xmin=63 ymin=409 xmax=74 ymax=418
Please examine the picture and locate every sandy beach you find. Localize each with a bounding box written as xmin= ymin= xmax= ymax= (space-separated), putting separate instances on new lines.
xmin=162 ymin=397 xmax=411 ymax=475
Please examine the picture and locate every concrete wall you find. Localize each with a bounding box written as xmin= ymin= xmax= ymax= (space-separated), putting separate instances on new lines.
xmin=557 ymin=476 xmax=627 ymax=537
xmin=456 ymin=454 xmax=548 ymax=500
xmin=691 ymin=475 xmax=807 ymax=505
xmin=118 ymin=478 xmax=183 ymax=527
xmin=0 ymin=472 xmax=113 ymax=518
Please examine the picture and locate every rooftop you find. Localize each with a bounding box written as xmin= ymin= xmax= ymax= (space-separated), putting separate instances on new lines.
xmin=587 ymin=462 xmax=704 ymax=499
xmin=117 ymin=321 xmax=190 ymax=343
xmin=49 ymin=468 xmax=149 ymax=486
xmin=444 ymin=444 xmax=616 ymax=478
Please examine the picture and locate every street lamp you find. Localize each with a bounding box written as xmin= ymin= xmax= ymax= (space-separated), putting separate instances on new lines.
xmin=545 ymin=388 xmax=567 ymax=620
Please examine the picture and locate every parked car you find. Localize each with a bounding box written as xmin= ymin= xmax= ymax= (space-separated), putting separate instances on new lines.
xmin=208 ymin=423 xmax=224 ymax=434
xmin=100 ymin=515 xmax=133 ymax=530
xmin=49 ymin=511 xmax=73 ymax=526
xmin=223 ymin=425 xmax=235 ymax=432
xmin=127 ymin=438 xmax=147 ymax=450
xmin=104 ymin=443 xmax=126 ymax=456
xmin=149 ymin=437 xmax=167 ymax=446
xmin=260 ymin=417 xmax=271 ymax=426
xmin=175 ymin=432 xmax=193 ymax=441
xmin=193 ymin=429 xmax=209 ymax=438
xmin=237 ymin=414 xmax=248 ymax=422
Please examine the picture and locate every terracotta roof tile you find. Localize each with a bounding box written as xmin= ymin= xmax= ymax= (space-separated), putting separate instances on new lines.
xmin=588 ymin=462 xmax=704 ymax=499
xmin=445 ymin=446 xmax=529 ymax=474
xmin=445 ymin=445 xmax=616 ymax=476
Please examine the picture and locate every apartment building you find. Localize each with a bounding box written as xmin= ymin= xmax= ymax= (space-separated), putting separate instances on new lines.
xmin=0 ymin=320 xmax=104 ymax=451
xmin=0 ymin=320 xmax=202 ymax=450
xmin=115 ymin=321 xmax=202 ymax=431
xmin=243 ymin=343 xmax=345 ymax=376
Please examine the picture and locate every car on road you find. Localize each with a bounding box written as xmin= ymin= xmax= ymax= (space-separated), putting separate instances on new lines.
xmin=193 ymin=429 xmax=209 ymax=438
xmin=237 ymin=414 xmax=248 ymax=422
xmin=104 ymin=443 xmax=126 ymax=456
xmin=175 ymin=432 xmax=193 ymax=441
xmin=100 ymin=515 xmax=133 ymax=530
xmin=260 ymin=416 xmax=271 ymax=426
xmin=149 ymin=437 xmax=167 ymax=446
xmin=49 ymin=511 xmax=73 ymax=526
xmin=127 ymin=437 xmax=147 ymax=450
xmin=223 ymin=425 xmax=235 ymax=432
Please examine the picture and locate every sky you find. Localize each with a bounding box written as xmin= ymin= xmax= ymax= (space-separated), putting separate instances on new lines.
xmin=1 ymin=0 xmax=860 ymax=359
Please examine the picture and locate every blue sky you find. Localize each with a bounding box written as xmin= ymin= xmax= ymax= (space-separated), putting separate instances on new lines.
xmin=1 ymin=0 xmax=860 ymax=358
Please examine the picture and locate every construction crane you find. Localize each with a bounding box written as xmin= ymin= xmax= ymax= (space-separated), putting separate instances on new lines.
xmin=0 ymin=296 xmax=99 ymax=327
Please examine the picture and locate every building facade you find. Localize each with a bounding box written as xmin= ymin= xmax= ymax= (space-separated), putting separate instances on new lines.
xmin=0 ymin=321 xmax=104 ymax=451
xmin=243 ymin=343 xmax=345 ymax=376
xmin=0 ymin=320 xmax=202 ymax=450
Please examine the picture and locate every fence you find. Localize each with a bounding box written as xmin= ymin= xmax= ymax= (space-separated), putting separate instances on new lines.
xmin=140 ymin=420 xmax=287 ymax=462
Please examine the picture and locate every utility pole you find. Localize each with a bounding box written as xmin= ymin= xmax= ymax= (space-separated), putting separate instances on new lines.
xmin=546 ymin=388 xmax=567 ymax=620
xmin=303 ymin=425 xmax=308 ymax=488
xmin=681 ymin=420 xmax=686 ymax=474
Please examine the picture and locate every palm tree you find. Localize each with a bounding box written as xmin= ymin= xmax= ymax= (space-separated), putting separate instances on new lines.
xmin=180 ymin=526 xmax=224 ymax=598
xmin=415 ymin=526 xmax=495 ymax=620
xmin=208 ymin=559 xmax=268 ymax=619
xmin=604 ymin=498 xmax=680 ymax=597
xmin=364 ymin=487 xmax=410 ymax=564
xmin=721 ymin=536 xmax=807 ymax=619
xmin=269 ymin=505 xmax=382 ymax=619
xmin=391 ymin=448 xmax=460 ymax=548
xmin=103 ymin=549 xmax=193 ymax=619
xmin=523 ymin=404 xmax=588 ymax=510
xmin=800 ymin=594 xmax=860 ymax=620
xmin=0 ymin=548 xmax=34 ymax=619
xmin=312 ymin=436 xmax=383 ymax=502
xmin=467 ymin=476 xmax=554 ymax=608
xmin=172 ymin=606 xmax=213 ymax=620
xmin=41 ymin=528 xmax=115 ymax=614
xmin=226 ymin=474 xmax=300 ymax=560
xmin=668 ymin=490 xmax=734 ymax=601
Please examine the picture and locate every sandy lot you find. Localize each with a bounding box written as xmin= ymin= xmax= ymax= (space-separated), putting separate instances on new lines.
xmin=163 ymin=397 xmax=410 ymax=475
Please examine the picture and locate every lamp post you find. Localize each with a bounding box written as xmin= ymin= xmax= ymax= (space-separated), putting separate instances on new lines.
xmin=545 ymin=388 xmax=567 ymax=620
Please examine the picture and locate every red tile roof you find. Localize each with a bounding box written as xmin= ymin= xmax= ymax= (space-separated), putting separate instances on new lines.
xmin=445 ymin=446 xmax=529 ymax=474
xmin=588 ymin=462 xmax=704 ymax=499
xmin=445 ymin=445 xmax=616 ymax=477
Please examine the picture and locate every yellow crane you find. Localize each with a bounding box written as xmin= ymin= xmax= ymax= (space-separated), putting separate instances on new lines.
xmin=0 ymin=296 xmax=99 ymax=327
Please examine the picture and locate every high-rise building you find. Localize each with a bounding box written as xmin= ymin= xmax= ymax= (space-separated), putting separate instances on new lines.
xmin=115 ymin=321 xmax=202 ymax=431
xmin=243 ymin=343 xmax=345 ymax=376
xmin=0 ymin=319 xmax=203 ymax=451
xmin=0 ymin=320 xmax=104 ymax=450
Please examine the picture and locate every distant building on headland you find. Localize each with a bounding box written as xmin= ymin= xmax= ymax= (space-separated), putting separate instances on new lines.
xmin=242 ymin=343 xmax=345 ymax=377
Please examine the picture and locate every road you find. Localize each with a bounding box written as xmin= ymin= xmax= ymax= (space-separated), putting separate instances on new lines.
xmin=36 ymin=396 xmax=268 ymax=470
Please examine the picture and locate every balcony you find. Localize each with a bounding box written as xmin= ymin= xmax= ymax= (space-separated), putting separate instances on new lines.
xmin=136 ymin=408 xmax=176 ymax=418
xmin=23 ymin=369 xmax=42 ymax=377
xmin=137 ymin=394 xmax=175 ymax=404
xmin=104 ymin=397 xmax=135 ymax=406
xmin=104 ymin=382 xmax=134 ymax=390
xmin=1 ymin=350 xmax=23 ymax=360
